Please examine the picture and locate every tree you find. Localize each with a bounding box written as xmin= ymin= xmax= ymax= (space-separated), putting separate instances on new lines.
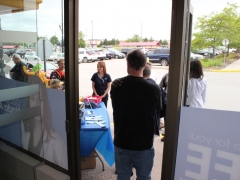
xmin=162 ymin=39 xmax=168 ymax=45
xmin=49 ymin=35 xmax=59 ymax=45
xmin=159 ymin=39 xmax=163 ymax=44
xmin=37 ymin=36 xmax=46 ymax=41
xmin=191 ymin=3 xmax=240 ymax=56
xmin=126 ymin=34 xmax=142 ymax=42
xmin=132 ymin=34 xmax=141 ymax=42
xmin=149 ymin=37 xmax=154 ymax=42
xmin=143 ymin=38 xmax=148 ymax=42
xmin=78 ymin=31 xmax=85 ymax=48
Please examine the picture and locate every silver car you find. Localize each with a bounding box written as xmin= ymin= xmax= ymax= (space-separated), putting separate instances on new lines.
xmin=25 ymin=52 xmax=41 ymax=61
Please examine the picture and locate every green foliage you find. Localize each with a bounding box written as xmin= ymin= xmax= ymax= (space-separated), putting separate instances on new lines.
xmin=78 ymin=31 xmax=85 ymax=48
xmin=98 ymin=38 xmax=119 ymax=46
xmin=162 ymin=39 xmax=168 ymax=45
xmin=49 ymin=36 xmax=59 ymax=45
xmin=37 ymin=36 xmax=46 ymax=41
xmin=143 ymin=38 xmax=148 ymax=42
xmin=200 ymin=59 xmax=222 ymax=68
xmin=126 ymin=34 xmax=142 ymax=42
xmin=149 ymin=37 xmax=154 ymax=42
xmin=191 ymin=3 xmax=240 ymax=53
xmin=32 ymin=63 xmax=42 ymax=73
xmin=200 ymin=53 xmax=237 ymax=68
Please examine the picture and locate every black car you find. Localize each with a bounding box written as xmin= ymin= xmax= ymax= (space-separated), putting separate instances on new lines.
xmin=3 ymin=49 xmax=16 ymax=57
xmin=103 ymin=50 xmax=113 ymax=59
xmin=15 ymin=49 xmax=26 ymax=58
xmin=119 ymin=48 xmax=134 ymax=55
xmin=194 ymin=49 xmax=213 ymax=58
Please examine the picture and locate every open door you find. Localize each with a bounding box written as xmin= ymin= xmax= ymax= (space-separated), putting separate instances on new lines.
xmin=161 ymin=0 xmax=193 ymax=179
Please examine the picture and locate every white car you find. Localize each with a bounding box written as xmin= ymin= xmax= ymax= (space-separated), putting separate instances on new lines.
xmin=78 ymin=48 xmax=95 ymax=63
xmin=229 ymin=48 xmax=237 ymax=53
xmin=48 ymin=53 xmax=64 ymax=63
xmin=137 ymin=47 xmax=148 ymax=54
xmin=24 ymin=52 xmax=41 ymax=61
xmin=48 ymin=52 xmax=58 ymax=61
xmin=190 ymin=53 xmax=204 ymax=60
xmin=94 ymin=50 xmax=106 ymax=60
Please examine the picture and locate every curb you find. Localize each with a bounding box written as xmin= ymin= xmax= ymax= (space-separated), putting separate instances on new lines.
xmin=211 ymin=69 xmax=240 ymax=72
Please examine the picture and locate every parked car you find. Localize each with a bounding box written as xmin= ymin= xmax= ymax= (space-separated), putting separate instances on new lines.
xmin=48 ymin=52 xmax=58 ymax=61
xmin=119 ymin=48 xmax=134 ymax=55
xmin=25 ymin=52 xmax=41 ymax=61
xmin=94 ymin=50 xmax=107 ymax=60
xmin=15 ymin=49 xmax=26 ymax=58
xmin=103 ymin=50 xmax=113 ymax=59
xmin=145 ymin=48 xmax=170 ymax=66
xmin=108 ymin=48 xmax=125 ymax=59
xmin=48 ymin=53 xmax=64 ymax=63
xmin=89 ymin=50 xmax=99 ymax=61
xmin=190 ymin=53 xmax=204 ymax=60
xmin=229 ymin=48 xmax=237 ymax=53
xmin=4 ymin=48 xmax=16 ymax=57
xmin=137 ymin=47 xmax=148 ymax=54
xmin=24 ymin=49 xmax=34 ymax=53
xmin=25 ymin=61 xmax=57 ymax=79
xmin=78 ymin=48 xmax=95 ymax=63
xmin=194 ymin=49 xmax=213 ymax=58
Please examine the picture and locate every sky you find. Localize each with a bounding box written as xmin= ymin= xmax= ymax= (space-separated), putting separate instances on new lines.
xmin=0 ymin=0 xmax=239 ymax=42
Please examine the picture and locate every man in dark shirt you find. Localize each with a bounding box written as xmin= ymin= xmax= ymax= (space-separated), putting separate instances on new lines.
xmin=10 ymin=54 xmax=28 ymax=83
xmin=160 ymin=73 xmax=168 ymax=93
xmin=110 ymin=50 xmax=161 ymax=180
xmin=159 ymin=73 xmax=169 ymax=142
xmin=143 ymin=64 xmax=156 ymax=84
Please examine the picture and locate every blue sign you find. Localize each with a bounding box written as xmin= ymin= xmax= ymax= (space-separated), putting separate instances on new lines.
xmin=175 ymin=107 xmax=240 ymax=180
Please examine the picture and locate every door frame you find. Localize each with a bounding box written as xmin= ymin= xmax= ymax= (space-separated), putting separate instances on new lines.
xmin=64 ymin=0 xmax=81 ymax=179
xmin=161 ymin=0 xmax=193 ymax=179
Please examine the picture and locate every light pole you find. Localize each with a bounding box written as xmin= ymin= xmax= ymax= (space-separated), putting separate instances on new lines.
xmin=59 ymin=0 xmax=64 ymax=53
xmin=91 ymin=20 xmax=93 ymax=48
xmin=59 ymin=25 xmax=64 ymax=52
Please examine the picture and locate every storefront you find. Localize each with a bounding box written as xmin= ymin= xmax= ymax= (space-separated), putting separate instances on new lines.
xmin=0 ymin=0 xmax=192 ymax=179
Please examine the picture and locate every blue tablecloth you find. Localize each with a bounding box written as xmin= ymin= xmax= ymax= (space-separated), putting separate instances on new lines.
xmin=80 ymin=102 xmax=115 ymax=166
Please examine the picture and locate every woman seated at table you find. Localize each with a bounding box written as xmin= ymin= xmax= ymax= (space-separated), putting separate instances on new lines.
xmin=91 ymin=62 xmax=112 ymax=107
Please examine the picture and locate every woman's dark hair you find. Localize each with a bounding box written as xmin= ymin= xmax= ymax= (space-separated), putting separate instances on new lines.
xmin=190 ymin=59 xmax=204 ymax=79
xmin=127 ymin=50 xmax=146 ymax=70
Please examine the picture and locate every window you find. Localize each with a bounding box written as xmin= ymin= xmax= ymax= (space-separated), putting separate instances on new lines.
xmin=154 ymin=50 xmax=161 ymax=54
xmin=79 ymin=51 xmax=84 ymax=54
xmin=162 ymin=49 xmax=170 ymax=54
xmin=147 ymin=50 xmax=154 ymax=55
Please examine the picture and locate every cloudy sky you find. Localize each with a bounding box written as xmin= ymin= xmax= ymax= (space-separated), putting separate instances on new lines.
xmin=0 ymin=0 xmax=239 ymax=42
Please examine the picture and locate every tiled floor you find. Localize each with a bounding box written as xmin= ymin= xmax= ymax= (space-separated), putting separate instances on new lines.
xmin=81 ymin=135 xmax=164 ymax=180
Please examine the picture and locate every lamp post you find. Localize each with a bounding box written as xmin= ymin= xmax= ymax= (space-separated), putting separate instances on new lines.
xmin=59 ymin=25 xmax=64 ymax=52
xmin=91 ymin=20 xmax=93 ymax=48
xmin=59 ymin=0 xmax=64 ymax=53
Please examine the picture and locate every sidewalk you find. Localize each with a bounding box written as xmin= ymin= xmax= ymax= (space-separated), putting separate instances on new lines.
xmin=211 ymin=59 xmax=240 ymax=72
xmin=81 ymin=136 xmax=164 ymax=180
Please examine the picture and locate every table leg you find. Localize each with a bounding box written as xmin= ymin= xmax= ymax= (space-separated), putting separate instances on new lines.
xmin=94 ymin=149 xmax=105 ymax=171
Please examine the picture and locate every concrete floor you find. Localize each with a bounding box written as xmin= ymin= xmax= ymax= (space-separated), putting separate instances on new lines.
xmin=81 ymin=135 xmax=164 ymax=180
